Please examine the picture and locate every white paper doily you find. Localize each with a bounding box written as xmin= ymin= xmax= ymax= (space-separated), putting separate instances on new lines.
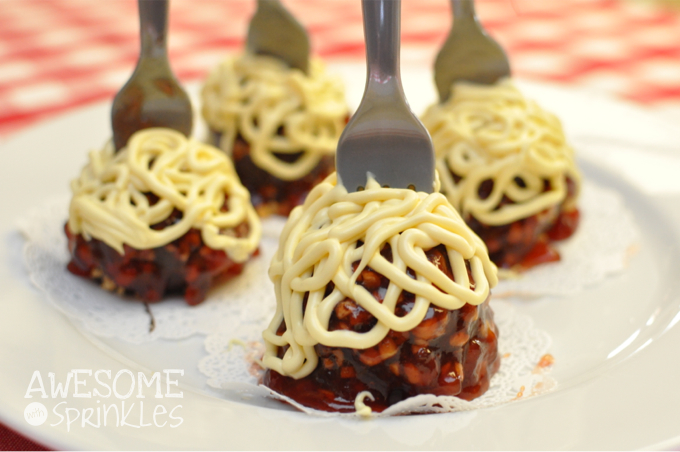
xmin=494 ymin=180 xmax=639 ymax=298
xmin=199 ymin=300 xmax=556 ymax=417
xmin=18 ymin=179 xmax=637 ymax=344
xmin=18 ymin=195 xmax=285 ymax=344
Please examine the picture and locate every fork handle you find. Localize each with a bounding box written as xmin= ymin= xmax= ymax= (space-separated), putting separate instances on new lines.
xmin=362 ymin=0 xmax=402 ymax=94
xmin=452 ymin=0 xmax=480 ymax=30
xmin=452 ymin=0 xmax=475 ymax=20
xmin=139 ymin=0 xmax=169 ymax=60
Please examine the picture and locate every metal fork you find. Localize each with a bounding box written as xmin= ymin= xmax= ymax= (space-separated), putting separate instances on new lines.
xmin=336 ymin=0 xmax=435 ymax=193
xmin=111 ymin=0 xmax=192 ymax=151
xmin=434 ymin=0 xmax=511 ymax=102
xmin=246 ymin=0 xmax=310 ymax=74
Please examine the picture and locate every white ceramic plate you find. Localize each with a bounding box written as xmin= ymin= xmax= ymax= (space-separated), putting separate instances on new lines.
xmin=3 ymin=64 xmax=680 ymax=450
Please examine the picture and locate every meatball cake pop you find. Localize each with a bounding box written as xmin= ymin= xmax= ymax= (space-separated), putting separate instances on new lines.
xmin=201 ymin=54 xmax=348 ymax=218
xmin=66 ymin=129 xmax=261 ymax=305
xmin=66 ymin=1 xmax=261 ymax=305
xmin=422 ymin=80 xmax=581 ymax=270
xmin=261 ymin=174 xmax=500 ymax=413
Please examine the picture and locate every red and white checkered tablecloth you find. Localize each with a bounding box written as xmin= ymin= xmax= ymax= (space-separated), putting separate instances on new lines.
xmin=2 ymin=0 xmax=680 ymax=448
xmin=2 ymin=0 xmax=680 ymax=139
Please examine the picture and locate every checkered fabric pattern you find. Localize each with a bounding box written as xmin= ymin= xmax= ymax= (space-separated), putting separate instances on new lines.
xmin=2 ymin=0 xmax=680 ymax=138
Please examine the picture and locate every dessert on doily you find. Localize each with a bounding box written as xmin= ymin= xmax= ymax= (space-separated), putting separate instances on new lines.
xmin=66 ymin=128 xmax=261 ymax=305
xmin=64 ymin=1 xmax=262 ymax=306
xmin=201 ymin=54 xmax=348 ymax=218
xmin=421 ymin=80 xmax=581 ymax=270
xmin=261 ymin=174 xmax=500 ymax=414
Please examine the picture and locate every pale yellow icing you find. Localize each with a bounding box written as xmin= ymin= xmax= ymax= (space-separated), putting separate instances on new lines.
xmin=354 ymin=391 xmax=375 ymax=417
xmin=421 ymin=79 xmax=581 ymax=226
xmin=68 ymin=128 xmax=261 ymax=262
xmin=201 ymin=54 xmax=348 ymax=181
xmin=262 ymin=173 xmax=497 ymax=380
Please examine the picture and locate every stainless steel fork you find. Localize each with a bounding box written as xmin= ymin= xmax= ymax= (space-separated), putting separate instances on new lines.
xmin=246 ymin=0 xmax=310 ymax=74
xmin=111 ymin=0 xmax=193 ymax=151
xmin=336 ymin=0 xmax=435 ymax=193
xmin=434 ymin=0 xmax=511 ymax=102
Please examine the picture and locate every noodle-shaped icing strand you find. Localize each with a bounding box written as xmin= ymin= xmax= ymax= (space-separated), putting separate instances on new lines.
xmin=262 ymin=173 xmax=497 ymax=379
xmin=68 ymin=128 xmax=261 ymax=262
xmin=421 ymin=79 xmax=581 ymax=226
xmin=201 ymin=54 xmax=348 ymax=181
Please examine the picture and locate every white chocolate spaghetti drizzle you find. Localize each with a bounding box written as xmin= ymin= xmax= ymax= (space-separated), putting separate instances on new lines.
xmin=201 ymin=54 xmax=348 ymax=181
xmin=68 ymin=128 xmax=261 ymax=262
xmin=262 ymin=174 xmax=497 ymax=379
xmin=354 ymin=391 xmax=375 ymax=417
xmin=421 ymin=79 xmax=581 ymax=226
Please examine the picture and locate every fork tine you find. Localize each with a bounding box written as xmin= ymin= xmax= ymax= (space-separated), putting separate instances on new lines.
xmin=336 ymin=0 xmax=435 ymax=193
xmin=246 ymin=0 xmax=310 ymax=74
xmin=111 ymin=0 xmax=192 ymax=152
xmin=434 ymin=0 xmax=511 ymax=102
